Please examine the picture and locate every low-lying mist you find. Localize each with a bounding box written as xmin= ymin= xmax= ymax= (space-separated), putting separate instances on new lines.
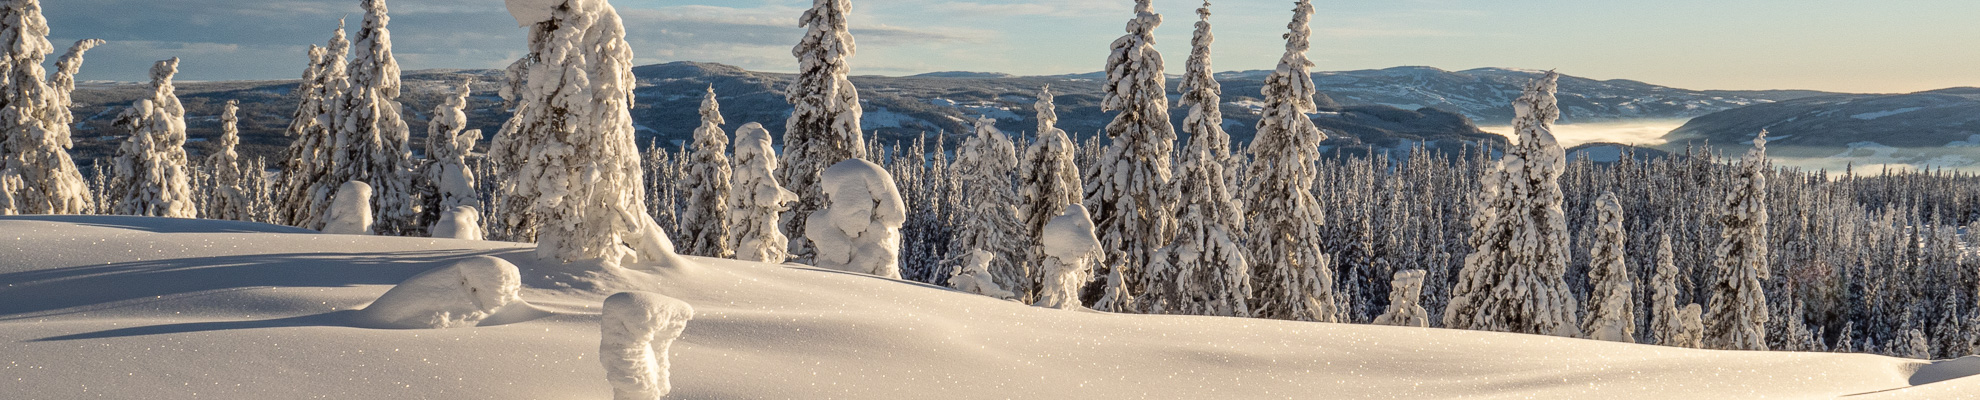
xmin=1479 ymin=119 xmax=1690 ymax=148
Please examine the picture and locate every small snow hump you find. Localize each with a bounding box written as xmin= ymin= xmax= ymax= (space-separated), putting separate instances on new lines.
xmin=804 ymin=159 xmax=906 ymax=279
xmin=430 ymin=206 xmax=483 ymax=240
xmin=600 ymin=291 xmax=693 ymax=400
xmin=321 ymin=180 xmax=373 ymax=235
xmin=357 ymin=256 xmax=524 ymax=329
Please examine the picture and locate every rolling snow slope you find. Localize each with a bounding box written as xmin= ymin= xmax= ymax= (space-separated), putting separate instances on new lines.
xmin=1 ymin=216 xmax=1975 ymax=399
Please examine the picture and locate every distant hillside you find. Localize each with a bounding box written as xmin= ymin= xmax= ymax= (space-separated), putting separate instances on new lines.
xmin=1662 ymin=88 xmax=1980 ymax=171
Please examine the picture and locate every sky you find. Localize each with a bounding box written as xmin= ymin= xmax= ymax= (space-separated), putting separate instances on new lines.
xmin=43 ymin=0 xmax=1980 ymax=93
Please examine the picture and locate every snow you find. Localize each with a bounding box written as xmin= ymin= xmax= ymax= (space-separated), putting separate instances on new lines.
xmin=322 ymin=180 xmax=373 ymax=235
xmin=1850 ymin=107 xmax=1925 ymax=120
xmin=3 ymin=216 xmax=1978 ymax=398
xmin=430 ymin=205 xmax=484 ymax=240
xmin=804 ymin=159 xmax=906 ymax=279
xmin=504 ymin=0 xmax=562 ymax=26
xmin=355 ymin=256 xmax=528 ymax=329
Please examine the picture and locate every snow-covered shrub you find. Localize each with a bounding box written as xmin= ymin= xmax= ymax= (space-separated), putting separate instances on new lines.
xmin=949 ymin=249 xmax=1015 ymax=300
xmin=729 ymin=123 xmax=797 ymax=264
xmin=1705 ymin=130 xmax=1772 ymax=351
xmin=431 ymin=205 xmax=483 ymax=240
xmin=1373 ymin=270 xmax=1429 ymax=327
xmin=1672 ymin=304 xmax=1705 ymax=349
xmin=108 ymin=58 xmax=197 ymax=218
xmin=599 ymin=291 xmax=693 ymax=400
xmin=805 ymin=159 xmax=905 ymax=279
xmin=493 ymin=0 xmax=655 ymax=267
xmin=358 ymin=255 xmax=522 ymax=329
xmin=322 ymin=180 xmax=373 ymax=235
xmin=679 ymin=86 xmax=733 ymax=258
xmin=1443 ymin=72 xmax=1579 ymax=337
xmin=1035 ymin=204 xmax=1100 ymax=309
xmin=777 ymin=0 xmax=869 ymax=264
xmin=1245 ymin=0 xmax=1335 ymax=322
xmin=1581 ymin=192 xmax=1634 ymax=342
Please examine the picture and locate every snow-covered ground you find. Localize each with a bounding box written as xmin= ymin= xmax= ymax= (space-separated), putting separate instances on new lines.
xmin=3 ymin=215 xmax=1977 ymax=399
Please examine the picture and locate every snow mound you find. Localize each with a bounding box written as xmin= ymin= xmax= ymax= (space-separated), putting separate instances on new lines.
xmin=356 ymin=256 xmax=527 ymax=329
xmin=321 ymin=180 xmax=373 ymax=235
xmin=805 ymin=159 xmax=906 ymax=279
xmin=600 ymin=291 xmax=693 ymax=400
xmin=430 ymin=205 xmax=483 ymax=240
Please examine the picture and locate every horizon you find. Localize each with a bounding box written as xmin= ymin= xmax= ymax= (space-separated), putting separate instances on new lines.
xmin=45 ymin=0 xmax=1980 ymax=94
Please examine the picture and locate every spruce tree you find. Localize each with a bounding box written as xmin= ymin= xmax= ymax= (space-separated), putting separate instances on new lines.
xmin=1017 ymin=85 xmax=1083 ymax=295
xmin=1650 ymin=232 xmax=1687 ymax=346
xmin=1146 ymin=1 xmax=1250 ymax=317
xmin=321 ymin=0 xmax=417 ymax=235
xmin=0 ymin=0 xmax=100 ymax=215
xmin=729 ymin=123 xmax=798 ymax=264
xmin=1443 ymin=72 xmax=1579 ymax=337
xmin=1084 ymin=0 xmax=1178 ymax=311
xmin=1581 ymin=191 xmax=1635 ymax=342
xmin=423 ymin=79 xmax=481 ymax=227
xmin=279 ymin=24 xmax=348 ymax=229
xmin=777 ymin=0 xmax=868 ymax=263
xmin=108 ymin=58 xmax=196 ymax=218
xmin=680 ymin=86 xmax=734 ymax=258
xmin=1245 ymin=0 xmax=1336 ymax=322
xmin=952 ymin=117 xmax=1030 ymax=299
xmin=1705 ymin=130 xmax=1772 ymax=351
xmin=204 ymin=100 xmax=251 ymax=221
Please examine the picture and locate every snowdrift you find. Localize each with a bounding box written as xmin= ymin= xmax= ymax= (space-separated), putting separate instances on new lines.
xmin=1 ymin=215 xmax=1974 ymax=399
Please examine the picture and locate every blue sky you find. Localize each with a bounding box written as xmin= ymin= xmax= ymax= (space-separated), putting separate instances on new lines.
xmin=46 ymin=0 xmax=1980 ymax=93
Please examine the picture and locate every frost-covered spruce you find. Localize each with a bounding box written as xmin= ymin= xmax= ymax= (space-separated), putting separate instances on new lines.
xmin=1084 ymin=0 xmax=1178 ymax=311
xmin=323 ymin=180 xmax=373 ymax=235
xmin=1035 ymin=204 xmax=1101 ymax=310
xmin=1672 ymin=304 xmax=1705 ymax=349
xmin=949 ymin=249 xmax=1016 ymax=300
xmin=0 ymin=9 xmax=101 ymax=216
xmin=1245 ymin=0 xmax=1336 ymax=322
xmin=1581 ymin=192 xmax=1634 ymax=342
xmin=424 ymin=79 xmax=482 ymax=216
xmin=1151 ymin=143 xmax=1250 ymax=316
xmin=316 ymin=0 xmax=418 ymax=236
xmin=279 ymin=24 xmax=350 ymax=229
xmin=679 ymin=86 xmax=733 ymax=258
xmin=728 ymin=123 xmax=798 ymax=263
xmin=1372 ymin=269 xmax=1429 ymax=327
xmin=494 ymin=0 xmax=657 ymax=266
xmin=1178 ymin=1 xmax=1241 ymax=191
xmin=951 ymin=117 xmax=1029 ymax=297
xmin=1442 ymin=72 xmax=1579 ymax=336
xmin=1650 ymin=233 xmax=1688 ymax=346
xmin=599 ymin=291 xmax=693 ymax=400
xmin=805 ymin=159 xmax=906 ymax=278
xmin=203 ymin=100 xmax=252 ymax=221
xmin=107 ymin=58 xmax=197 ymax=218
xmin=777 ymin=0 xmax=868 ymax=263
xmin=1705 ymin=130 xmax=1772 ymax=351
xmin=1018 ymin=86 xmax=1082 ymax=267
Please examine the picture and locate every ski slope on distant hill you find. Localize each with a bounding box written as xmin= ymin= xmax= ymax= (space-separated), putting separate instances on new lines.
xmin=1 ymin=216 xmax=1976 ymax=399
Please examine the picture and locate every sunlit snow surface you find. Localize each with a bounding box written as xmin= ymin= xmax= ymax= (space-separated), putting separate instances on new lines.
xmin=2 ymin=216 xmax=1975 ymax=399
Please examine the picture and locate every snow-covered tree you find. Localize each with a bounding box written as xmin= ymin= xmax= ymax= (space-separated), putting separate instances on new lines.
xmin=203 ymin=100 xmax=252 ymax=221
xmin=319 ymin=0 xmax=417 ymax=236
xmin=1898 ymin=328 xmax=1930 ymax=359
xmin=679 ymin=86 xmax=733 ymax=258
xmin=1443 ymin=72 xmax=1579 ymax=337
xmin=323 ymin=180 xmax=373 ymax=235
xmin=424 ymin=79 xmax=481 ymax=214
xmin=1581 ymin=192 xmax=1635 ymax=342
xmin=729 ymin=123 xmax=798 ymax=264
xmin=1084 ymin=0 xmax=1179 ymax=311
xmin=1650 ymin=233 xmax=1687 ymax=346
xmin=107 ymin=58 xmax=196 ymax=218
xmin=1372 ymin=269 xmax=1429 ymax=327
xmin=279 ymin=24 xmax=349 ymax=229
xmin=1245 ymin=0 xmax=1335 ymax=322
xmin=1705 ymin=130 xmax=1772 ymax=351
xmin=1672 ymin=304 xmax=1705 ymax=349
xmin=0 ymin=3 xmax=101 ymax=216
xmin=599 ymin=291 xmax=693 ymax=400
xmin=1018 ymin=85 xmax=1083 ymax=271
xmin=805 ymin=159 xmax=905 ymax=278
xmin=949 ymin=249 xmax=1015 ymax=300
xmin=1150 ymin=2 xmax=1248 ymax=317
xmin=777 ymin=0 xmax=868 ymax=263
xmin=494 ymin=0 xmax=660 ymax=266
xmin=1035 ymin=204 xmax=1101 ymax=310
xmin=1177 ymin=0 xmax=1240 ymax=189
xmin=951 ymin=117 xmax=1029 ymax=297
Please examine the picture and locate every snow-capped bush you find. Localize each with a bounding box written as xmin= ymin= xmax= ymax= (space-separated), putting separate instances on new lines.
xmin=949 ymin=249 xmax=1015 ymax=300
xmin=322 ymin=181 xmax=373 ymax=235
xmin=108 ymin=58 xmax=197 ymax=218
xmin=1673 ymin=304 xmax=1705 ymax=349
xmin=1705 ymin=130 xmax=1772 ymax=351
xmin=729 ymin=123 xmax=798 ymax=264
xmin=1035 ymin=204 xmax=1100 ymax=309
xmin=431 ymin=206 xmax=483 ymax=240
xmin=358 ymin=256 xmax=522 ymax=329
xmin=1581 ymin=192 xmax=1634 ymax=342
xmin=1373 ymin=270 xmax=1429 ymax=327
xmin=599 ymin=291 xmax=693 ymax=400
xmin=805 ymin=159 xmax=905 ymax=279
xmin=1443 ymin=72 xmax=1579 ymax=337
